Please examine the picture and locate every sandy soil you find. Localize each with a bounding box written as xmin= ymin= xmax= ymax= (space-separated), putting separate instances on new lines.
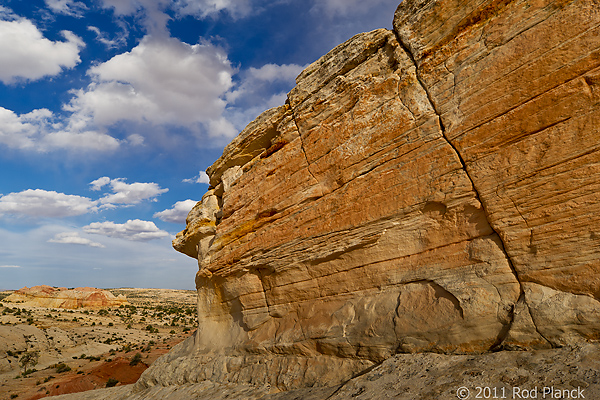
xmin=0 ymin=288 xmax=197 ymax=400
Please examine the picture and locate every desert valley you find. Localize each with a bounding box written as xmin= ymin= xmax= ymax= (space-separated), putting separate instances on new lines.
xmin=0 ymin=287 xmax=196 ymax=400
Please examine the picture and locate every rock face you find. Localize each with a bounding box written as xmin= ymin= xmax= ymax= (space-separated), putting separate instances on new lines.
xmin=117 ymin=0 xmax=600 ymax=397
xmin=4 ymin=286 xmax=128 ymax=309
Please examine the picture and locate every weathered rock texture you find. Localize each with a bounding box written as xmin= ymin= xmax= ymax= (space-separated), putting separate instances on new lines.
xmin=81 ymin=0 xmax=600 ymax=397
xmin=4 ymin=286 xmax=128 ymax=309
xmin=47 ymin=343 xmax=600 ymax=400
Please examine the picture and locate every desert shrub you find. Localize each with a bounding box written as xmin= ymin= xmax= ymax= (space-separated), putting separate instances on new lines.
xmin=19 ymin=351 xmax=39 ymax=374
xmin=55 ymin=363 xmax=71 ymax=373
xmin=129 ymin=353 xmax=142 ymax=366
xmin=106 ymin=377 xmax=119 ymax=387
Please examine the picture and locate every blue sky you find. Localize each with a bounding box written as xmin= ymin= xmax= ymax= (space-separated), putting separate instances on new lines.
xmin=0 ymin=0 xmax=400 ymax=290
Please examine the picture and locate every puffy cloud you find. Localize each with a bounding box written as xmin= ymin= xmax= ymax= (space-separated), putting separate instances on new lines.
xmin=154 ymin=199 xmax=198 ymax=223
xmin=0 ymin=107 xmax=50 ymax=150
xmin=182 ymin=171 xmax=210 ymax=184
xmin=0 ymin=189 xmax=97 ymax=218
xmin=45 ymin=0 xmax=88 ymax=17
xmin=48 ymin=232 xmax=105 ymax=248
xmin=83 ymin=219 xmax=170 ymax=241
xmin=0 ymin=178 xmax=165 ymax=220
xmin=91 ymin=177 xmax=168 ymax=207
xmin=64 ymin=36 xmax=237 ymax=139
xmin=0 ymin=5 xmax=306 ymax=154
xmin=89 ymin=176 xmax=112 ymax=191
xmin=0 ymin=106 xmax=120 ymax=152
xmin=0 ymin=15 xmax=84 ymax=84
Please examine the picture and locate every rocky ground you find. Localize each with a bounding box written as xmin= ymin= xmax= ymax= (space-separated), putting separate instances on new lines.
xmin=42 ymin=343 xmax=600 ymax=400
xmin=0 ymin=288 xmax=196 ymax=400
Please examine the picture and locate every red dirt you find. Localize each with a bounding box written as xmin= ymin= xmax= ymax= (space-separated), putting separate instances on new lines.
xmin=18 ymin=334 xmax=190 ymax=400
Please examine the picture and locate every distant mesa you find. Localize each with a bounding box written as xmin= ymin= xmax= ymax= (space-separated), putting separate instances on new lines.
xmin=3 ymin=285 xmax=128 ymax=309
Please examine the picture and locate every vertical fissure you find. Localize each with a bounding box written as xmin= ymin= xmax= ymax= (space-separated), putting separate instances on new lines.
xmin=287 ymin=102 xmax=319 ymax=184
xmin=392 ymin=29 xmax=527 ymax=347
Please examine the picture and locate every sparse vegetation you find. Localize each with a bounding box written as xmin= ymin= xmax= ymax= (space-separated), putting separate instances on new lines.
xmin=106 ymin=377 xmax=119 ymax=387
xmin=129 ymin=352 xmax=143 ymax=366
xmin=1 ymin=288 xmax=197 ymax=398
xmin=55 ymin=363 xmax=71 ymax=373
xmin=19 ymin=351 xmax=39 ymax=374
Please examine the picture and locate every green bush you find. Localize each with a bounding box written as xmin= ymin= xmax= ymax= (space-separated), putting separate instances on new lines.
xmin=55 ymin=363 xmax=71 ymax=373
xmin=106 ymin=377 xmax=119 ymax=387
xmin=129 ymin=353 xmax=142 ymax=366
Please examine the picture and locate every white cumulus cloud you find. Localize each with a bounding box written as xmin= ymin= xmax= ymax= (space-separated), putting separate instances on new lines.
xmin=182 ymin=171 xmax=210 ymax=184
xmin=65 ymin=36 xmax=237 ymax=139
xmin=0 ymin=106 xmax=120 ymax=152
xmin=83 ymin=219 xmax=170 ymax=241
xmin=0 ymin=189 xmax=97 ymax=218
xmin=48 ymin=232 xmax=105 ymax=248
xmin=0 ymin=14 xmax=84 ymax=84
xmin=90 ymin=177 xmax=168 ymax=207
xmin=154 ymin=199 xmax=198 ymax=223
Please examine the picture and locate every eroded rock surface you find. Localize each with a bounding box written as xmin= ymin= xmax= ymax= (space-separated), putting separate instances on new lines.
xmin=47 ymin=344 xmax=600 ymax=400
xmin=4 ymin=286 xmax=128 ymax=309
xmin=394 ymin=0 xmax=600 ymax=346
xmin=64 ymin=0 xmax=600 ymax=397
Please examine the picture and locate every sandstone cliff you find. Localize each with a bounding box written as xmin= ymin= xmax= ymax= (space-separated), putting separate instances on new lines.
xmin=4 ymin=286 xmax=128 ymax=309
xmin=49 ymin=0 xmax=600 ymax=398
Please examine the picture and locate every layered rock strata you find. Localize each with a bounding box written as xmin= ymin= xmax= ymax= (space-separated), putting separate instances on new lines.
xmin=132 ymin=0 xmax=600 ymax=395
xmin=4 ymin=286 xmax=128 ymax=309
xmin=394 ymin=0 xmax=600 ymax=347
